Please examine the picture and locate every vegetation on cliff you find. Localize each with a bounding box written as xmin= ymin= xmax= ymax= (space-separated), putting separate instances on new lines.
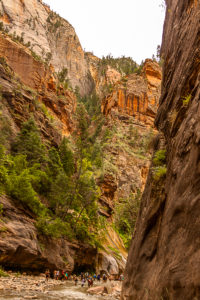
xmin=114 ymin=189 xmax=141 ymax=248
xmin=76 ymin=90 xmax=155 ymax=248
xmin=99 ymin=55 xmax=140 ymax=76
xmin=0 ymin=117 xmax=104 ymax=246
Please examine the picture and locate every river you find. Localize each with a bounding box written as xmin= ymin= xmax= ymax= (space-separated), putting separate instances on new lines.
xmin=0 ymin=279 xmax=120 ymax=300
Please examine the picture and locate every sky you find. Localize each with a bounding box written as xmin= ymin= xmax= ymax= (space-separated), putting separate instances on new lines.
xmin=43 ymin=0 xmax=165 ymax=64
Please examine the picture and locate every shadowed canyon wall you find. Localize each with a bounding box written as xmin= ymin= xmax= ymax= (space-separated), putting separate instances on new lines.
xmin=121 ymin=0 xmax=200 ymax=299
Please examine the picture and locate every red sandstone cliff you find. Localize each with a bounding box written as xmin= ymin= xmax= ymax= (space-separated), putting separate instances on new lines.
xmin=0 ymin=32 xmax=75 ymax=137
xmin=0 ymin=30 xmax=127 ymax=274
xmin=102 ymin=60 xmax=161 ymax=127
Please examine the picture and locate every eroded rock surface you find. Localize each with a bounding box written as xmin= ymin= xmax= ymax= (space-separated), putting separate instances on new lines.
xmin=85 ymin=52 xmax=122 ymax=97
xmin=121 ymin=1 xmax=200 ymax=299
xmin=102 ymin=60 xmax=161 ymax=127
xmin=0 ymin=0 xmax=94 ymax=95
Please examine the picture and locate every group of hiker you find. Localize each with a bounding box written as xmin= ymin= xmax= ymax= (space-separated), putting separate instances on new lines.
xmin=79 ymin=272 xmax=108 ymax=287
xmin=45 ymin=269 xmax=124 ymax=285
xmin=45 ymin=269 xmax=69 ymax=281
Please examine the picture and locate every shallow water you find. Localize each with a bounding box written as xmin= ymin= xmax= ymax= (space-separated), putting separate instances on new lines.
xmin=0 ymin=281 xmax=118 ymax=300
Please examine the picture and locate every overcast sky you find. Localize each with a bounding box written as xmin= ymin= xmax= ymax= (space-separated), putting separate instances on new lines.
xmin=44 ymin=0 xmax=165 ymax=64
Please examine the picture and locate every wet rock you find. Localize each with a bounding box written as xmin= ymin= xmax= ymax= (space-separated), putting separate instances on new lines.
xmin=87 ymin=285 xmax=108 ymax=295
xmin=98 ymin=254 xmax=119 ymax=275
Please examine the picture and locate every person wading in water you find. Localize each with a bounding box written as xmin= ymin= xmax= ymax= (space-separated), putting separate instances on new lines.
xmin=45 ymin=269 xmax=50 ymax=282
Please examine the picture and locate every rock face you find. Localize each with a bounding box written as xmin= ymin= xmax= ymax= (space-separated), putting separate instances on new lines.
xmin=102 ymin=60 xmax=161 ymax=127
xmin=0 ymin=34 xmax=75 ymax=138
xmin=97 ymin=226 xmax=127 ymax=275
xmin=0 ymin=0 xmax=94 ymax=95
xmin=121 ymin=1 xmax=200 ymax=299
xmin=0 ymin=195 xmax=74 ymax=272
xmin=0 ymin=33 xmax=55 ymax=92
xmin=85 ymin=52 xmax=122 ymax=97
xmin=99 ymin=60 xmax=161 ymax=218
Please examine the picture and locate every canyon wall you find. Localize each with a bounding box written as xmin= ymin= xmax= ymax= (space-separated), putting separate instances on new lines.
xmin=0 ymin=0 xmax=162 ymax=277
xmin=0 ymin=31 xmax=127 ymax=275
xmin=98 ymin=60 xmax=161 ymax=218
xmin=121 ymin=0 xmax=200 ymax=299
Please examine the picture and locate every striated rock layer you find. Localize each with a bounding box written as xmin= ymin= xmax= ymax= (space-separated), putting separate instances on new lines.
xmin=102 ymin=60 xmax=161 ymax=127
xmin=121 ymin=0 xmax=200 ymax=299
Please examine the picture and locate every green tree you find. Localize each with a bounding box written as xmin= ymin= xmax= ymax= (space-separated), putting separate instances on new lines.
xmin=115 ymin=189 xmax=141 ymax=249
xmin=59 ymin=138 xmax=74 ymax=176
xmin=12 ymin=119 xmax=47 ymax=165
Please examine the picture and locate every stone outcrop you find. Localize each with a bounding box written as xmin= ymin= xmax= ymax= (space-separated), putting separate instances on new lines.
xmin=121 ymin=1 xmax=200 ymax=299
xmin=0 ymin=33 xmax=75 ymax=138
xmin=0 ymin=194 xmax=73 ymax=272
xmin=97 ymin=226 xmax=127 ymax=275
xmin=0 ymin=33 xmax=56 ymax=92
xmin=102 ymin=60 xmax=161 ymax=127
xmin=85 ymin=52 xmax=122 ymax=97
xmin=0 ymin=0 xmax=94 ymax=95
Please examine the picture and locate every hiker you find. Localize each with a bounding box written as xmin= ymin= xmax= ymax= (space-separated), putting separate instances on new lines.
xmin=81 ymin=278 xmax=85 ymax=287
xmin=120 ymin=274 xmax=124 ymax=281
xmin=103 ymin=273 xmax=107 ymax=282
xmin=93 ymin=273 xmax=97 ymax=281
xmin=74 ymin=276 xmax=78 ymax=286
xmin=45 ymin=269 xmax=50 ymax=281
xmin=53 ymin=270 xmax=57 ymax=280
xmin=65 ymin=271 xmax=68 ymax=280
xmin=56 ymin=270 xmax=60 ymax=280
xmin=61 ymin=270 xmax=66 ymax=280
xmin=97 ymin=274 xmax=101 ymax=281
xmin=87 ymin=278 xmax=91 ymax=287
xmin=90 ymin=277 xmax=94 ymax=287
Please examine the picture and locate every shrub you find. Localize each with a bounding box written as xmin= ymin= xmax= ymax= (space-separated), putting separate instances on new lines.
xmin=153 ymin=165 xmax=167 ymax=181
xmin=153 ymin=149 xmax=166 ymax=166
xmin=114 ymin=190 xmax=141 ymax=249
xmin=0 ymin=204 xmax=3 ymax=215
xmin=8 ymin=169 xmax=45 ymax=215
xmin=36 ymin=216 xmax=74 ymax=239
xmin=59 ymin=138 xmax=75 ymax=176
xmin=0 ymin=267 xmax=9 ymax=277
xmin=58 ymin=67 xmax=68 ymax=83
xmin=182 ymin=94 xmax=191 ymax=107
